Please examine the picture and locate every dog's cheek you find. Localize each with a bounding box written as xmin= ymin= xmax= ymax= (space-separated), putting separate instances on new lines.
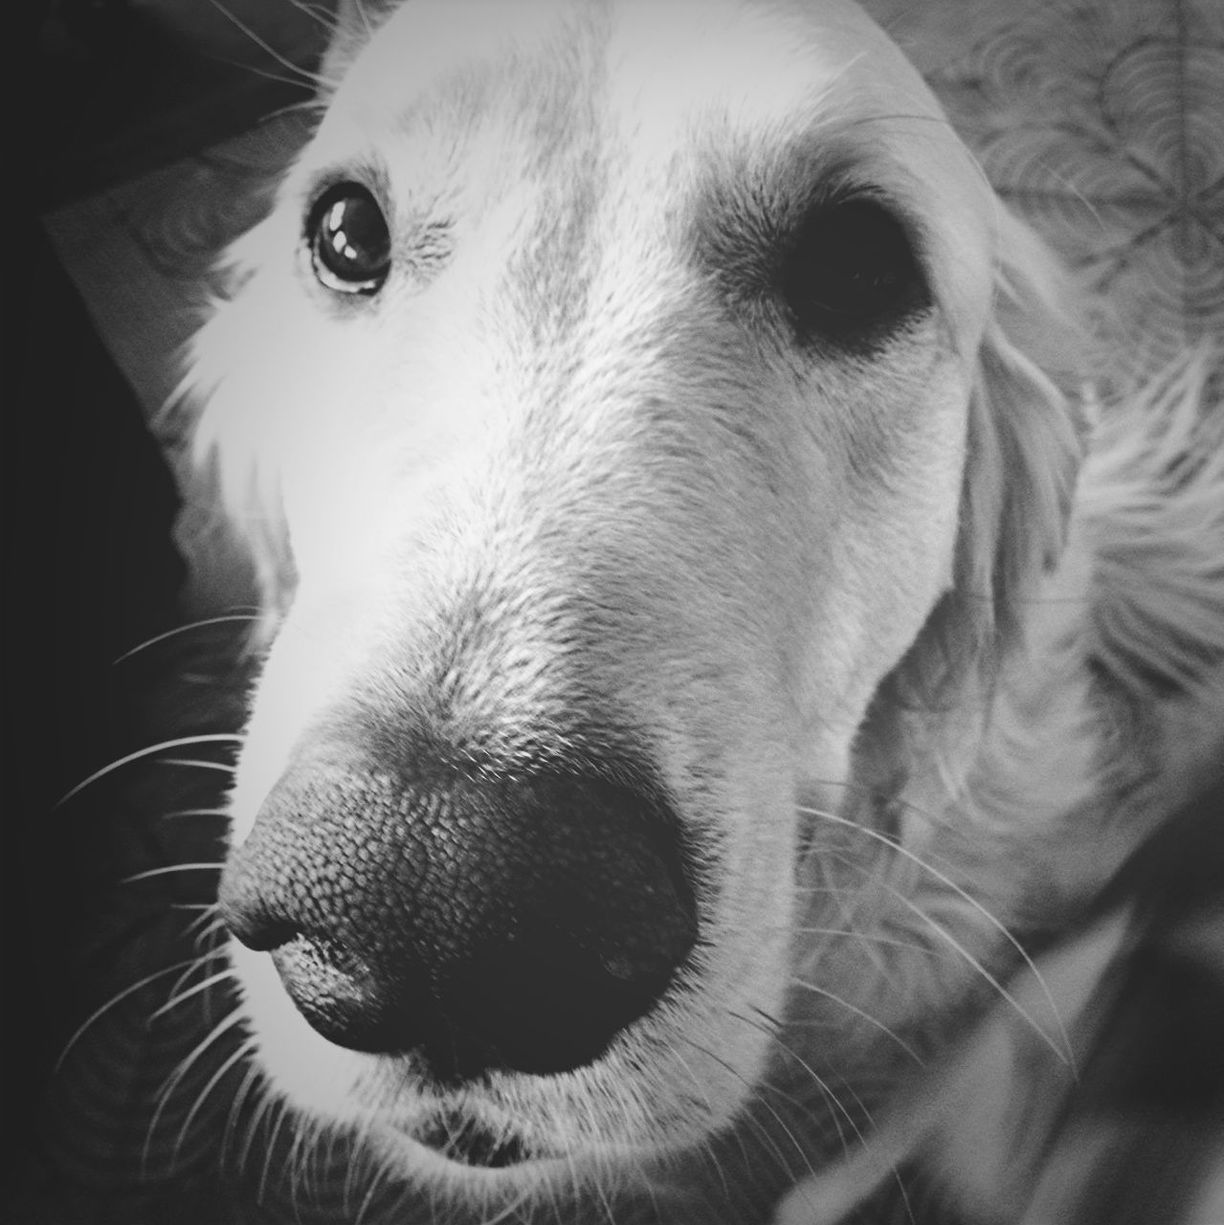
xmin=789 ymin=353 xmax=971 ymax=762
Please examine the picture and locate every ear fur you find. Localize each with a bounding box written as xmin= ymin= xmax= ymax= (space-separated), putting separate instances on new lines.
xmin=862 ymin=207 xmax=1087 ymax=786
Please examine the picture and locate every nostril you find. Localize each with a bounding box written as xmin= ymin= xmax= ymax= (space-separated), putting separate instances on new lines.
xmin=451 ymin=916 xmax=694 ymax=1075
xmin=270 ymin=934 xmax=424 ymax=1054
xmin=218 ymin=856 xmax=298 ymax=952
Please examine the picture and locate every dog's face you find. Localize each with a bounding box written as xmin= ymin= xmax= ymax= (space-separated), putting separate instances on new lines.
xmin=190 ymin=0 xmax=1079 ymax=1210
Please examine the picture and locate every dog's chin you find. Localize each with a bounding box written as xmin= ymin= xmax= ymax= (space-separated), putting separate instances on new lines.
xmin=360 ymin=1103 xmax=646 ymax=1209
xmin=408 ymin=1118 xmax=536 ymax=1171
xmin=369 ymin=1115 xmax=566 ymax=1184
xmin=231 ymin=943 xmax=679 ymax=1190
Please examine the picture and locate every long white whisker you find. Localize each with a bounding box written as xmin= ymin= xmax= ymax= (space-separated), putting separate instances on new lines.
xmin=789 ymin=924 xmax=942 ymax=955
xmin=162 ymin=946 xmax=228 ymax=1021
xmin=157 ymin=757 xmax=238 ymax=775
xmin=798 ymin=803 xmax=1075 ymax=1065
xmin=734 ymin=1008 xmax=862 ymax=1159
xmin=186 ymin=912 xmax=227 ymax=948
xmin=880 ymin=877 xmax=1073 ymax=1069
xmin=284 ymin=0 xmax=339 ymax=33
xmin=818 ymin=1070 xmax=919 ymax=1225
xmin=148 ymin=1008 xmax=247 ymax=1158
xmin=675 ymin=1031 xmax=816 ymax=1181
xmin=113 ymin=613 xmax=260 ymax=663
xmin=240 ymin=1076 xmax=284 ymax=1176
xmin=206 ymin=0 xmax=339 ymax=89
xmin=786 ymin=979 xmax=924 ymax=1064
xmin=59 ymin=734 xmax=242 ymax=805
xmin=173 ymin=1037 xmax=256 ymax=1164
xmin=151 ymin=968 xmax=238 ymax=1020
xmin=222 ymin=1060 xmax=266 ymax=1166
xmin=664 ymin=1045 xmax=740 ymax=1202
xmin=123 ymin=862 xmax=224 ymax=885
xmin=258 ymin=1096 xmax=296 ymax=1202
xmin=54 ymin=956 xmax=216 ymax=1072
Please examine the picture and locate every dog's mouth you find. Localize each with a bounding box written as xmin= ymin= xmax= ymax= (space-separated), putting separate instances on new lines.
xmin=412 ymin=1111 xmax=536 ymax=1169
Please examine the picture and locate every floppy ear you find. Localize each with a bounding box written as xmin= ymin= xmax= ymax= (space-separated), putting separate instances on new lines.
xmin=958 ymin=212 xmax=1088 ymax=648
xmin=864 ymin=207 xmax=1087 ymax=778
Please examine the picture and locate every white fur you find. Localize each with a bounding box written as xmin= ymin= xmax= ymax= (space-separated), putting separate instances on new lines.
xmin=181 ymin=1 xmax=1224 ymax=1220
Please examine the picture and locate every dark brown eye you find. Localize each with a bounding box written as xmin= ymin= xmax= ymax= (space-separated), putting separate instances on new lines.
xmin=780 ymin=197 xmax=928 ymax=347
xmin=308 ymin=182 xmax=391 ymax=295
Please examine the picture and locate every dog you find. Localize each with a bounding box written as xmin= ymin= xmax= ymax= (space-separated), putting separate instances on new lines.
xmin=178 ymin=0 xmax=1224 ymax=1220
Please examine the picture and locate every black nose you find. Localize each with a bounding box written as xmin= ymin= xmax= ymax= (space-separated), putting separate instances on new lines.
xmin=218 ymin=742 xmax=697 ymax=1080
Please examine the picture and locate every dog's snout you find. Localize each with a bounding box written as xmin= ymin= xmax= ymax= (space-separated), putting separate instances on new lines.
xmin=219 ymin=748 xmax=698 ymax=1078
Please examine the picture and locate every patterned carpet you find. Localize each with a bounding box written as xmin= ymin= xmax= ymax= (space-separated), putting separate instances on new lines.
xmin=29 ymin=1 xmax=1224 ymax=1222
xmin=868 ymin=0 xmax=1224 ymax=385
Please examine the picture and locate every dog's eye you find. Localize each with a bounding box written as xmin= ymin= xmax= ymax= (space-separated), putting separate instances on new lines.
xmin=308 ymin=183 xmax=392 ymax=295
xmin=780 ymin=198 xmax=928 ymax=347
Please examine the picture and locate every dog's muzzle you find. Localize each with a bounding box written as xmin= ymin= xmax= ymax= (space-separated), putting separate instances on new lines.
xmin=219 ymin=733 xmax=698 ymax=1082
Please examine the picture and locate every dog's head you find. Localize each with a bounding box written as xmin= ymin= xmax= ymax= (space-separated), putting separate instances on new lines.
xmin=185 ymin=0 xmax=1083 ymax=1211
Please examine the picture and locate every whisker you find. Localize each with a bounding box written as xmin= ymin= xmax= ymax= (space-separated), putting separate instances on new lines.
xmin=112 ymin=613 xmax=260 ymax=663
xmin=228 ymin=57 xmax=330 ymax=95
xmin=258 ymin=1096 xmax=296 ymax=1202
xmin=122 ymin=862 xmax=224 ymax=885
xmin=665 ymin=1046 xmax=739 ymax=1202
xmin=351 ymin=0 xmax=376 ymax=40
xmin=222 ymin=1060 xmax=266 ymax=1167
xmin=151 ymin=968 xmax=238 ymax=1020
xmin=252 ymin=95 xmax=329 ymax=127
xmin=675 ymin=1031 xmax=816 ymax=1182
xmin=740 ymin=1006 xmax=921 ymax=1224
xmin=58 ymin=734 xmax=243 ymax=805
xmin=797 ymin=803 xmax=1075 ymax=1065
xmin=786 ymin=979 xmax=924 ymax=1064
xmin=163 ymin=945 xmax=227 ymax=1011
xmin=816 ymin=1071 xmax=919 ymax=1225
xmin=240 ymin=1075 xmax=285 ymax=1177
xmin=187 ymin=912 xmax=228 ymax=948
xmin=173 ymin=1036 xmax=257 ymax=1167
xmin=156 ymin=757 xmax=237 ymax=775
xmin=54 ymin=956 xmax=220 ymax=1073
xmin=797 ymin=775 xmax=950 ymax=834
xmin=206 ymin=0 xmax=339 ymax=90
xmin=879 ymin=877 xmax=1073 ymax=1069
xmin=734 ymin=1008 xmax=861 ymax=1159
xmin=788 ymin=924 xmax=941 ymax=956
xmin=148 ymin=1008 xmax=247 ymax=1155
xmin=284 ymin=0 xmax=339 ymax=32
xmin=353 ymin=1154 xmax=396 ymax=1225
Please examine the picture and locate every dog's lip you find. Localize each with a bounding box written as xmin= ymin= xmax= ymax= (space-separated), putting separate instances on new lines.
xmin=407 ymin=1109 xmax=548 ymax=1170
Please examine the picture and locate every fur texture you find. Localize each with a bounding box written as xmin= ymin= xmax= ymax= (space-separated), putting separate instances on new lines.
xmin=179 ymin=1 xmax=1224 ymax=1220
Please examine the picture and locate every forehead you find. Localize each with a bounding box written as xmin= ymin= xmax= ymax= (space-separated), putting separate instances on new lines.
xmin=341 ymin=0 xmax=917 ymax=119
xmin=310 ymin=0 xmax=996 ymax=335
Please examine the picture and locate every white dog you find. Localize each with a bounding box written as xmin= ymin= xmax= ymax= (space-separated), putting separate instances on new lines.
xmin=182 ymin=1 xmax=1224 ymax=1220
